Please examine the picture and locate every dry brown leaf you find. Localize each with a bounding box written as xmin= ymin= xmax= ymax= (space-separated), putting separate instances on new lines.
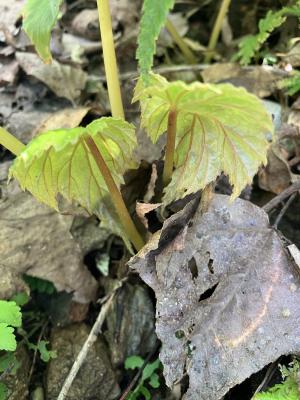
xmin=288 ymin=97 xmax=300 ymax=130
xmin=15 ymin=52 xmax=87 ymax=104
xmin=202 ymin=63 xmax=286 ymax=98
xmin=0 ymin=0 xmax=24 ymax=42
xmin=71 ymin=9 xmax=99 ymax=40
xmin=130 ymin=195 xmax=300 ymax=400
xmin=0 ymin=162 xmax=97 ymax=303
xmin=34 ymin=106 xmax=91 ymax=135
xmin=258 ymin=144 xmax=292 ymax=194
xmin=0 ymin=59 xmax=19 ymax=86
xmin=136 ymin=202 xmax=161 ymax=229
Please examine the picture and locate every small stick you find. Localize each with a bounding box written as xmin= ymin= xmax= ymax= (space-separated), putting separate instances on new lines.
xmin=119 ymin=342 xmax=160 ymax=400
xmin=57 ymin=280 xmax=126 ymax=400
xmin=273 ymin=192 xmax=297 ymax=228
xmin=262 ymin=180 xmax=300 ymax=213
xmin=165 ymin=19 xmax=197 ymax=65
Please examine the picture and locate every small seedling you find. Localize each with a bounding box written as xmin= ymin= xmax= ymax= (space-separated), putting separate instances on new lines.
xmin=125 ymin=355 xmax=161 ymax=400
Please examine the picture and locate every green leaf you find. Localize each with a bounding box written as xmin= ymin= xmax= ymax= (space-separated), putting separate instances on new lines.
xmin=148 ymin=372 xmax=160 ymax=389
xmin=253 ymin=361 xmax=300 ymax=400
xmin=279 ymin=71 xmax=300 ymax=95
xmin=137 ymin=0 xmax=175 ymax=80
xmin=0 ymin=383 xmax=7 ymax=400
xmin=23 ymin=275 xmax=56 ymax=295
xmin=11 ymin=292 xmax=30 ymax=307
xmin=0 ymin=324 xmax=17 ymax=351
xmin=125 ymin=355 xmax=144 ymax=370
xmin=9 ymin=117 xmax=137 ymax=252
xmin=236 ymin=3 xmax=300 ymax=65
xmin=134 ymin=74 xmax=273 ymax=204
xmin=28 ymin=340 xmax=57 ymax=362
xmin=0 ymin=353 xmax=20 ymax=374
xmin=22 ymin=0 xmax=63 ymax=63
xmin=0 ymin=301 xmax=22 ymax=328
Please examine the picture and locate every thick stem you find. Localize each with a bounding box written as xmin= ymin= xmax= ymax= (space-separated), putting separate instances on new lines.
xmin=163 ymin=109 xmax=177 ymax=187
xmin=97 ymin=0 xmax=125 ymax=119
xmin=165 ymin=19 xmax=197 ymax=65
xmin=204 ymin=0 xmax=232 ymax=63
xmin=0 ymin=127 xmax=25 ymax=156
xmin=84 ymin=135 xmax=145 ymax=251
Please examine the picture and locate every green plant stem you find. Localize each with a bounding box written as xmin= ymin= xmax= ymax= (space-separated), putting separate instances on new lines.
xmin=204 ymin=0 xmax=232 ymax=63
xmin=96 ymin=0 xmax=125 ymax=119
xmin=165 ymin=19 xmax=197 ymax=65
xmin=0 ymin=127 xmax=25 ymax=156
xmin=84 ymin=135 xmax=145 ymax=251
xmin=163 ymin=108 xmax=177 ymax=187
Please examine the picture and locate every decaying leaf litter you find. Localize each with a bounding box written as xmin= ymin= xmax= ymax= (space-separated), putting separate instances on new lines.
xmin=0 ymin=0 xmax=300 ymax=399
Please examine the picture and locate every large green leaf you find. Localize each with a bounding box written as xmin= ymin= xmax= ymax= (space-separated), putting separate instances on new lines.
xmin=134 ymin=74 xmax=273 ymax=204
xmin=9 ymin=117 xmax=137 ymax=252
xmin=137 ymin=0 xmax=175 ymax=81
xmin=22 ymin=0 xmax=63 ymax=63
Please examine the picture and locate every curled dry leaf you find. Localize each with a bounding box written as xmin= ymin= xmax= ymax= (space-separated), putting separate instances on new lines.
xmin=136 ymin=202 xmax=161 ymax=229
xmin=258 ymin=144 xmax=292 ymax=194
xmin=130 ymin=195 xmax=300 ymax=400
xmin=15 ymin=52 xmax=87 ymax=104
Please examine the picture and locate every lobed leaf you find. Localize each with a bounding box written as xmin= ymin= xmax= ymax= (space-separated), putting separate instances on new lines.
xmin=9 ymin=117 xmax=137 ymax=252
xmin=137 ymin=0 xmax=175 ymax=81
xmin=134 ymin=74 xmax=273 ymax=204
xmin=22 ymin=0 xmax=63 ymax=63
xmin=0 ymin=324 xmax=17 ymax=352
xmin=0 ymin=301 xmax=22 ymax=328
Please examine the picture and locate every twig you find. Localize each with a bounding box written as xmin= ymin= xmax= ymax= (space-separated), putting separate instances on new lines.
xmin=57 ymin=279 xmax=126 ymax=400
xmin=253 ymin=359 xmax=281 ymax=395
xmin=262 ymin=180 xmax=300 ymax=213
xmin=28 ymin=321 xmax=48 ymax=383
xmin=273 ymin=192 xmax=297 ymax=228
xmin=119 ymin=342 xmax=160 ymax=400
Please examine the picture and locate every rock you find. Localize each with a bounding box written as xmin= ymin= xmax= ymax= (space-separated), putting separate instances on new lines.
xmin=46 ymin=324 xmax=120 ymax=400
xmin=105 ymin=281 xmax=157 ymax=366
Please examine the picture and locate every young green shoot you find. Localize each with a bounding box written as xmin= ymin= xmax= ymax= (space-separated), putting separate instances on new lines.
xmin=0 ymin=127 xmax=25 ymax=156
xmin=204 ymin=0 xmax=232 ymax=63
xmin=96 ymin=0 xmax=125 ymax=119
xmin=165 ymin=19 xmax=197 ymax=65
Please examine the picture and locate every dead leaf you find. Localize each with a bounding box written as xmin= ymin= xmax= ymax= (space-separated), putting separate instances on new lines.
xmin=130 ymin=195 xmax=300 ymax=400
xmin=144 ymin=163 xmax=158 ymax=203
xmin=0 ymin=59 xmax=19 ymax=86
xmin=34 ymin=106 xmax=91 ymax=135
xmin=288 ymin=244 xmax=300 ymax=270
xmin=0 ymin=0 xmax=24 ymax=42
xmin=0 ymin=161 xmax=97 ymax=303
xmin=202 ymin=63 xmax=287 ymax=98
xmin=71 ymin=9 xmax=99 ymax=40
xmin=258 ymin=144 xmax=292 ymax=194
xmin=136 ymin=202 xmax=161 ymax=229
xmin=288 ymin=97 xmax=300 ymax=130
xmin=15 ymin=52 xmax=87 ymax=104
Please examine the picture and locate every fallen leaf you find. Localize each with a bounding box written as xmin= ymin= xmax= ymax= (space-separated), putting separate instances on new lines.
xmin=34 ymin=106 xmax=91 ymax=135
xmin=71 ymin=9 xmax=99 ymax=40
xmin=258 ymin=144 xmax=292 ymax=194
xmin=15 ymin=52 xmax=87 ymax=104
xmin=288 ymin=97 xmax=300 ymax=130
xmin=0 ymin=0 xmax=24 ymax=42
xmin=136 ymin=202 xmax=161 ymax=229
xmin=0 ymin=59 xmax=19 ymax=86
xmin=130 ymin=194 xmax=300 ymax=400
xmin=0 ymin=162 xmax=97 ymax=303
xmin=202 ymin=63 xmax=287 ymax=98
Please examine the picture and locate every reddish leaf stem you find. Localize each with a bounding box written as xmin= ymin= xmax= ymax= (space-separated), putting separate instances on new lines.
xmin=84 ymin=135 xmax=145 ymax=251
xmin=163 ymin=108 xmax=178 ymax=187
